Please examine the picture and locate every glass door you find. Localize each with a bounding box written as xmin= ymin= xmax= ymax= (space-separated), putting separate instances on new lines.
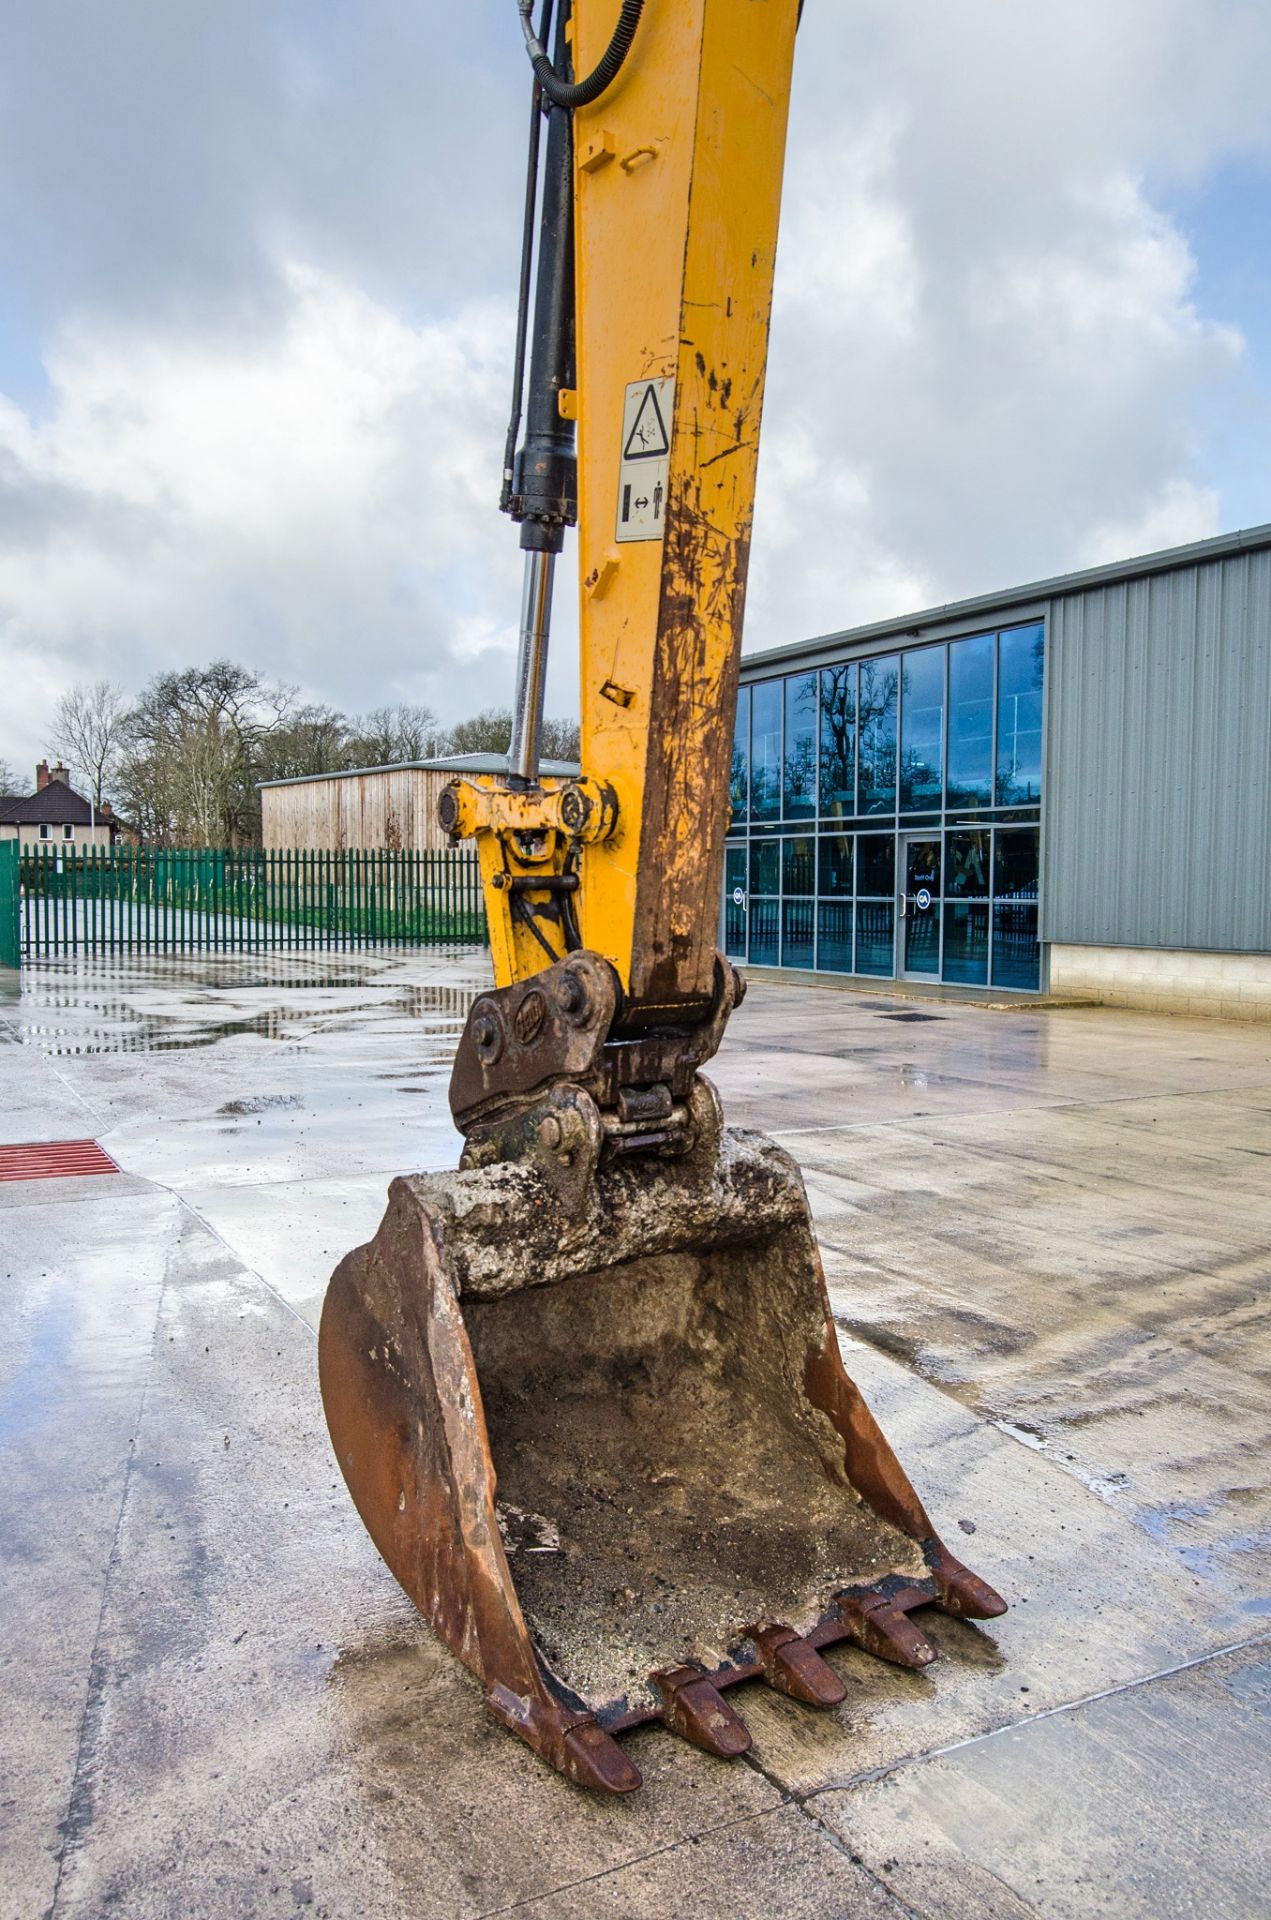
xmin=724 ymin=845 xmax=748 ymax=959
xmin=898 ymin=834 xmax=941 ymax=979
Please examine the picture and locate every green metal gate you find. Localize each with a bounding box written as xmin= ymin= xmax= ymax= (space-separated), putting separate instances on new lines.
xmin=19 ymin=845 xmax=488 ymax=958
xmin=0 ymin=842 xmax=19 ymax=972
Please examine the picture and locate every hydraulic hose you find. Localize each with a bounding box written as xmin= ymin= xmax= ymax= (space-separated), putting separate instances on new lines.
xmin=517 ymin=0 xmax=644 ymax=111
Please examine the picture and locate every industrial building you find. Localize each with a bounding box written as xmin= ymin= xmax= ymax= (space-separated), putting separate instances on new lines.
xmin=258 ymin=753 xmax=576 ymax=853
xmin=726 ymin=523 xmax=1271 ymax=1020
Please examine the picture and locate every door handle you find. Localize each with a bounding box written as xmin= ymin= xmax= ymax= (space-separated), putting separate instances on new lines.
xmin=898 ymin=893 xmax=907 ymax=919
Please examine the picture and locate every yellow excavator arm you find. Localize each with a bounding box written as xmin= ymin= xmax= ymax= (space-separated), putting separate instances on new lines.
xmin=445 ymin=0 xmax=796 ymax=1018
xmin=319 ymin=0 xmax=1006 ymax=1797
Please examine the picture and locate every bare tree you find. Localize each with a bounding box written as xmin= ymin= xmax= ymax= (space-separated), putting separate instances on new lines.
xmin=257 ymin=705 xmax=353 ymax=781
xmin=0 ymin=758 xmax=19 ymax=797
xmin=347 ymin=703 xmax=445 ymax=767
xmin=442 ymin=708 xmax=579 ymax=762
xmin=50 ymin=681 xmax=130 ymax=806
xmin=539 ymin=715 xmax=581 ymax=763
xmin=117 ymin=660 xmax=297 ymax=846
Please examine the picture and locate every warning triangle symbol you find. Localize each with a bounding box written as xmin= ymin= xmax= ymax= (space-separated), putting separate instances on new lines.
xmin=623 ymin=383 xmax=670 ymax=460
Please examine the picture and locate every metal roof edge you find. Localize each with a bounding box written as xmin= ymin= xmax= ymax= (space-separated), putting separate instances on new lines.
xmin=739 ymin=520 xmax=1271 ymax=673
xmin=257 ymin=753 xmax=581 ymax=789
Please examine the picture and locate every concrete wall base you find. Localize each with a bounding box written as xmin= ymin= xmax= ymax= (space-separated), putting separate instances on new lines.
xmin=1049 ymin=943 xmax=1271 ymax=1022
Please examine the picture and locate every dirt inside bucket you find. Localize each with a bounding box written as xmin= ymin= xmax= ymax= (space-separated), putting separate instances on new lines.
xmin=465 ymin=1239 xmax=927 ymax=1718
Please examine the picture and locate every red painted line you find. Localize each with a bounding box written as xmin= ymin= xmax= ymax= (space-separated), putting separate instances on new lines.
xmin=0 ymin=1140 xmax=120 ymax=1182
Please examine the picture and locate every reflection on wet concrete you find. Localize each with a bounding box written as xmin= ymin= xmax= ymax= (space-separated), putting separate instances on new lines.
xmin=5 ymin=953 xmax=485 ymax=1055
xmin=2 ymin=952 xmax=1269 ymax=1917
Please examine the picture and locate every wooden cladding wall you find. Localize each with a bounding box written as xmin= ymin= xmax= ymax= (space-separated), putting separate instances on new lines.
xmin=262 ymin=769 xmax=455 ymax=853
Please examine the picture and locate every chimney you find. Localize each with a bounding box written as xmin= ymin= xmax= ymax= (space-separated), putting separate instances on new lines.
xmin=49 ymin=762 xmax=70 ymax=785
xmin=100 ymin=801 xmax=113 ymax=819
xmin=36 ymin=760 xmax=50 ymax=790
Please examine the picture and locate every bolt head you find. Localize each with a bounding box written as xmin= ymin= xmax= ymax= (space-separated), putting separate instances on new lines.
xmin=559 ymin=785 xmax=589 ymax=833
xmin=538 ymin=1113 xmax=564 ymax=1151
xmin=556 ymin=971 xmax=587 ymax=1017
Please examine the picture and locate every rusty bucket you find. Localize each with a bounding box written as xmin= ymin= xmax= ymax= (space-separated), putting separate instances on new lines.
xmin=319 ymin=1081 xmax=1004 ymax=1792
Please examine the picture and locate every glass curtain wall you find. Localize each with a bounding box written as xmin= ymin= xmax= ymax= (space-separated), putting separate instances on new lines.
xmin=726 ymin=624 xmax=1044 ymax=989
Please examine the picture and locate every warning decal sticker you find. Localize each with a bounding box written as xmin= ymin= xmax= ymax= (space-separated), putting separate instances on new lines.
xmin=616 ymin=377 xmax=673 ymax=543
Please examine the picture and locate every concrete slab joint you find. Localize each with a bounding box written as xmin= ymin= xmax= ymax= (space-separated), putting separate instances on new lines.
xmin=1 ymin=949 xmax=1268 ymax=1918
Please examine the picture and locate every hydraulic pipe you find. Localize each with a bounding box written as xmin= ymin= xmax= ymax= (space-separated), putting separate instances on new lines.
xmin=509 ymin=13 xmax=576 ymax=553
xmin=506 ymin=4 xmax=575 ymax=788
xmin=508 ymin=548 xmax=555 ymax=783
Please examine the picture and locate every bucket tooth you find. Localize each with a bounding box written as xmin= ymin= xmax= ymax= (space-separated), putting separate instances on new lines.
xmin=749 ymin=1625 xmax=847 ymax=1707
xmin=836 ymin=1590 xmax=939 ymax=1670
xmin=932 ymin=1555 xmax=1008 ymax=1621
xmin=560 ymin=1720 xmax=643 ymax=1794
xmin=653 ymin=1665 xmax=752 ymax=1758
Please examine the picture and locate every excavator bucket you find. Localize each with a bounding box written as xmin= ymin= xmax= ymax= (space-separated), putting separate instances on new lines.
xmin=319 ymin=1077 xmax=1005 ymax=1794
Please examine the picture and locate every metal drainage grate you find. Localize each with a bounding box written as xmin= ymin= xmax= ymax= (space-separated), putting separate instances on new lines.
xmin=0 ymin=1140 xmax=120 ymax=1183
xmin=879 ymin=1011 xmax=944 ymax=1023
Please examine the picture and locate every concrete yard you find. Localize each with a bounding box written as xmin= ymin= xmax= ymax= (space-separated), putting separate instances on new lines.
xmin=2 ymin=951 xmax=1268 ymax=1920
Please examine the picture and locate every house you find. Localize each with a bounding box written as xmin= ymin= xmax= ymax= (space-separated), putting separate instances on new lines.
xmin=0 ymin=762 xmax=126 ymax=850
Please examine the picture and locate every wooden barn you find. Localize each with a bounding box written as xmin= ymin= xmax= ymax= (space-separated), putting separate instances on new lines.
xmin=258 ymin=754 xmax=578 ymax=852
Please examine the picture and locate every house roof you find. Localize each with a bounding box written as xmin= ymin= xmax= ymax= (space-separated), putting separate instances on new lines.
xmin=0 ymin=783 xmax=121 ymax=829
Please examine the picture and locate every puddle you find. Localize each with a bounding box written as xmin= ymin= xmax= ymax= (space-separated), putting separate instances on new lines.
xmin=218 ymin=1095 xmax=306 ymax=1116
xmin=10 ymin=960 xmax=485 ymax=1056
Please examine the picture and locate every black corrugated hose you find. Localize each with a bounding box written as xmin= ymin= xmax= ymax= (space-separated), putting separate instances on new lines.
xmin=517 ymin=0 xmax=644 ymax=110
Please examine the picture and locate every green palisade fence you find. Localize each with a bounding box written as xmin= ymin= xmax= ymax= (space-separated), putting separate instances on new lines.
xmin=0 ymin=841 xmax=19 ymax=971
xmin=18 ymin=845 xmax=488 ymax=959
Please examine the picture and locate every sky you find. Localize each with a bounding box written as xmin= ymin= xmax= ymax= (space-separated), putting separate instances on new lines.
xmin=2 ymin=0 xmax=1271 ymax=784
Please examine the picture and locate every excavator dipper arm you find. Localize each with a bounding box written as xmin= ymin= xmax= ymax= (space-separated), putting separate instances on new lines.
xmin=319 ymin=0 xmax=1005 ymax=1795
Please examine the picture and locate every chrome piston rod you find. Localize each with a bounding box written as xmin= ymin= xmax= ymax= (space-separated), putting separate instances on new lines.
xmin=508 ymin=548 xmax=555 ymax=785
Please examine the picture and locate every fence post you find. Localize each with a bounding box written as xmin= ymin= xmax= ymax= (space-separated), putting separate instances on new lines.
xmin=0 ymin=841 xmax=19 ymax=976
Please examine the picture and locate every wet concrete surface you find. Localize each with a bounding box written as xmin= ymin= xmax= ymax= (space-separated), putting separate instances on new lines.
xmin=1 ymin=951 xmax=1268 ymax=1918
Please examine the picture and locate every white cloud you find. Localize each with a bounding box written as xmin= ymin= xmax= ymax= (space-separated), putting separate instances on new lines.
xmin=743 ymin=3 xmax=1262 ymax=651
xmin=1076 ymin=479 xmax=1222 ymax=570
xmin=1 ymin=0 xmax=1270 ymax=774
xmin=0 ymin=263 xmax=527 ymax=772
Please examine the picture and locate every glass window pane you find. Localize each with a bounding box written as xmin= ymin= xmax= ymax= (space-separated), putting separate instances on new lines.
xmin=749 ymin=897 xmax=779 ymax=965
xmin=750 ymin=679 xmax=782 ymax=821
xmin=817 ymin=900 xmax=853 ymax=972
xmin=818 ymin=664 xmax=856 ymax=817
xmin=992 ymin=904 xmax=1039 ymax=989
xmin=996 ymin=624 xmax=1044 ymax=805
xmin=902 ymin=837 xmax=941 ymax=976
xmin=992 ymin=826 xmax=1040 ymax=990
xmin=858 ymin=654 xmax=898 ymax=813
xmin=943 ymin=901 xmax=989 ymax=984
xmin=900 ymin=645 xmax=945 ymax=812
xmin=749 ymin=838 xmax=779 ymax=895
xmin=818 ymin=833 xmax=853 ymax=897
xmin=946 ymin=828 xmax=990 ymax=899
xmin=730 ymin=685 xmax=750 ymax=829
xmin=855 ymin=901 xmax=895 ymax=975
xmin=946 ymin=631 xmax=994 ymax=808
xmin=724 ymin=845 xmax=746 ymax=958
xmin=904 ymin=837 xmax=941 ymax=897
xmin=783 ymin=674 xmax=817 ymax=819
xmin=857 ymin=832 xmax=895 ymax=897
xmin=781 ymin=898 xmax=814 ymax=968
xmin=782 ymin=835 xmax=815 ymax=896
xmin=994 ymin=826 xmax=1040 ymax=900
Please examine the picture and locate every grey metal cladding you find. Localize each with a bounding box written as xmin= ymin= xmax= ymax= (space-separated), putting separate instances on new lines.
xmin=1041 ymin=547 xmax=1271 ymax=953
